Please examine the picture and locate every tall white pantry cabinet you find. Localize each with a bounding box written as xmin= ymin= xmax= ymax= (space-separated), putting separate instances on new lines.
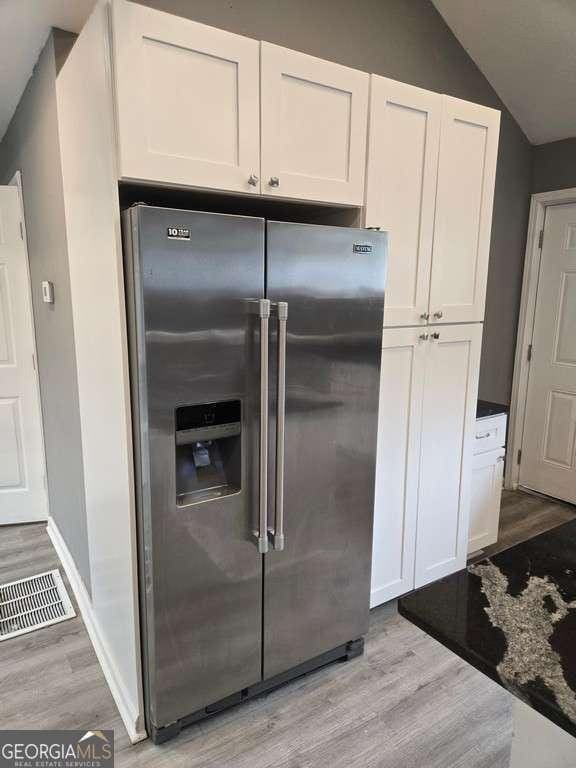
xmin=367 ymin=76 xmax=500 ymax=605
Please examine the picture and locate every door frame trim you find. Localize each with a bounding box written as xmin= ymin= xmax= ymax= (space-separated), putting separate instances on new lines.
xmin=507 ymin=186 xmax=576 ymax=491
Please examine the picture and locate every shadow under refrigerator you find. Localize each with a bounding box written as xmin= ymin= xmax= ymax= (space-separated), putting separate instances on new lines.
xmin=122 ymin=205 xmax=387 ymax=742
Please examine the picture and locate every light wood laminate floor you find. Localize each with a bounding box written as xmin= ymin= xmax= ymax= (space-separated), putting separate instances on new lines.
xmin=480 ymin=489 xmax=576 ymax=560
xmin=3 ymin=489 xmax=572 ymax=766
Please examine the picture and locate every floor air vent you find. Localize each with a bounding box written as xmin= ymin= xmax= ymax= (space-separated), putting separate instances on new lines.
xmin=0 ymin=570 xmax=75 ymax=641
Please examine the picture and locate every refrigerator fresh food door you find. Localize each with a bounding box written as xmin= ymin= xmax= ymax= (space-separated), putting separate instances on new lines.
xmin=264 ymin=222 xmax=387 ymax=678
xmin=123 ymin=206 xmax=266 ymax=729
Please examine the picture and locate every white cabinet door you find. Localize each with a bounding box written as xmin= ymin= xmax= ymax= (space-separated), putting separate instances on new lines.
xmin=260 ymin=43 xmax=369 ymax=205
xmin=429 ymin=97 xmax=500 ymax=324
xmin=112 ymin=0 xmax=261 ymax=194
xmin=468 ymin=448 xmax=504 ymax=553
xmin=365 ymin=77 xmax=441 ymax=327
xmin=415 ymin=323 xmax=482 ymax=588
xmin=371 ymin=328 xmax=426 ymax=607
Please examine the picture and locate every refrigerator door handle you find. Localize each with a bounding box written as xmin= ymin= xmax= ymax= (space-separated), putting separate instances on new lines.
xmin=255 ymin=299 xmax=271 ymax=554
xmin=271 ymin=301 xmax=288 ymax=551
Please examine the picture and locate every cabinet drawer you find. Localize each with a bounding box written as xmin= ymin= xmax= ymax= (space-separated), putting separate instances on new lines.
xmin=474 ymin=413 xmax=507 ymax=455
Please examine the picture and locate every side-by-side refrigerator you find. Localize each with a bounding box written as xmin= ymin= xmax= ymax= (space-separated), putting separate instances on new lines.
xmin=122 ymin=205 xmax=387 ymax=742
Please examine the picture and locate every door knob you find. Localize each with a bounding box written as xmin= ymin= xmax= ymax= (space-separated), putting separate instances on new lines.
xmin=248 ymin=174 xmax=259 ymax=186
xmin=420 ymin=312 xmax=430 ymax=321
xmin=268 ymin=177 xmax=280 ymax=187
xmin=433 ymin=310 xmax=443 ymax=319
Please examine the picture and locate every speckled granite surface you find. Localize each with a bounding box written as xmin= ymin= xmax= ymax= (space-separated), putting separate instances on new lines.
xmin=399 ymin=521 xmax=576 ymax=737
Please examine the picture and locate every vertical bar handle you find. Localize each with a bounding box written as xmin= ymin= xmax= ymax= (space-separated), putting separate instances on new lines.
xmin=272 ymin=302 xmax=288 ymax=551
xmin=257 ymin=299 xmax=270 ymax=554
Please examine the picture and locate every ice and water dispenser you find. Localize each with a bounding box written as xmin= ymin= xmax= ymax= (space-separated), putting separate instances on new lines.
xmin=175 ymin=400 xmax=241 ymax=506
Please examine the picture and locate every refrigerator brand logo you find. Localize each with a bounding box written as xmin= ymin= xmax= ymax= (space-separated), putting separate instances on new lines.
xmin=353 ymin=244 xmax=373 ymax=253
xmin=167 ymin=227 xmax=191 ymax=240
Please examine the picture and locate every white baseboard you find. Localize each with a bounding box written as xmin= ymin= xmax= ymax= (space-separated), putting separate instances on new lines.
xmin=47 ymin=517 xmax=147 ymax=744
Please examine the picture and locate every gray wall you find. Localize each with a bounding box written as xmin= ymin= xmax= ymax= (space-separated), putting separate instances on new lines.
xmin=532 ymin=138 xmax=576 ymax=194
xmin=0 ymin=33 xmax=91 ymax=594
xmin=138 ymin=0 xmax=533 ymax=405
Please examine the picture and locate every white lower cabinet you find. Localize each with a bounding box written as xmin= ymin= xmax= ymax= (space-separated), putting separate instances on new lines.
xmin=468 ymin=448 xmax=505 ymax=554
xmin=371 ymin=328 xmax=425 ymax=607
xmin=371 ymin=323 xmax=482 ymax=606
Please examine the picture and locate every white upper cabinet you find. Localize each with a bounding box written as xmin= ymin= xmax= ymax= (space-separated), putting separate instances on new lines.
xmin=365 ymin=77 xmax=441 ymax=327
xmin=112 ymin=0 xmax=261 ymax=194
xmin=366 ymin=84 xmax=500 ymax=327
xmin=430 ymin=96 xmax=500 ymax=324
xmin=260 ymin=43 xmax=369 ymax=205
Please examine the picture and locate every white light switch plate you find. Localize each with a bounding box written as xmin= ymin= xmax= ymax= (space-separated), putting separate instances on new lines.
xmin=41 ymin=281 xmax=54 ymax=304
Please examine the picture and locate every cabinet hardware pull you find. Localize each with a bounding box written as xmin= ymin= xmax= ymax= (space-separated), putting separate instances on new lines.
xmin=431 ymin=332 xmax=440 ymax=340
xmin=476 ymin=432 xmax=492 ymax=439
xmin=419 ymin=333 xmax=429 ymax=341
xmin=271 ymin=301 xmax=288 ymax=551
xmin=248 ymin=174 xmax=259 ymax=186
xmin=433 ymin=311 xmax=443 ymax=319
xmin=269 ymin=176 xmax=280 ymax=187
xmin=249 ymin=299 xmax=270 ymax=554
xmin=420 ymin=312 xmax=430 ymax=321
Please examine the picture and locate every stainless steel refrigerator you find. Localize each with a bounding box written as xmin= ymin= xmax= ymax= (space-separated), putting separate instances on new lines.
xmin=122 ymin=205 xmax=387 ymax=742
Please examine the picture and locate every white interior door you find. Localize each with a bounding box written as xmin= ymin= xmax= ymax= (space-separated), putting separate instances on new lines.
xmin=0 ymin=186 xmax=47 ymax=524
xmin=520 ymin=203 xmax=576 ymax=503
xmin=415 ymin=323 xmax=481 ymax=588
xmin=429 ymin=96 xmax=500 ymax=324
xmin=365 ymin=77 xmax=441 ymax=327
xmin=371 ymin=327 xmax=426 ymax=607
xmin=112 ymin=0 xmax=261 ymax=194
xmin=260 ymin=42 xmax=369 ymax=205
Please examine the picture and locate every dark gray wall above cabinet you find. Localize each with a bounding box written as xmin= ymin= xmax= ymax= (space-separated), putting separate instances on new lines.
xmin=532 ymin=138 xmax=576 ymax=194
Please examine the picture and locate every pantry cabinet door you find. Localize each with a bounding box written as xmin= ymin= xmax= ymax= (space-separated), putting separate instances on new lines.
xmin=260 ymin=42 xmax=369 ymax=205
xmin=371 ymin=328 xmax=426 ymax=607
xmin=365 ymin=77 xmax=441 ymax=327
xmin=112 ymin=0 xmax=261 ymax=194
xmin=429 ymin=97 xmax=500 ymax=324
xmin=415 ymin=324 xmax=482 ymax=588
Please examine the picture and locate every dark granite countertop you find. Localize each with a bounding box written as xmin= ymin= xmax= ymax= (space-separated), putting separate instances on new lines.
xmin=477 ymin=399 xmax=509 ymax=419
xmin=399 ymin=520 xmax=576 ymax=738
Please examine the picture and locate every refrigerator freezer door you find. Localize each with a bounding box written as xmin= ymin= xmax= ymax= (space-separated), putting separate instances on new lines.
xmin=264 ymin=222 xmax=386 ymax=678
xmin=124 ymin=206 xmax=265 ymax=729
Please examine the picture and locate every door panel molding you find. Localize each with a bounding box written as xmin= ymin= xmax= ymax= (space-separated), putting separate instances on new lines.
xmin=365 ymin=77 xmax=441 ymax=327
xmin=112 ymin=0 xmax=261 ymax=194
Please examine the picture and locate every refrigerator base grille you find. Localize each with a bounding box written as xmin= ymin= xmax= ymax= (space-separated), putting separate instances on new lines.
xmin=0 ymin=570 xmax=75 ymax=641
xmin=149 ymin=637 xmax=364 ymax=744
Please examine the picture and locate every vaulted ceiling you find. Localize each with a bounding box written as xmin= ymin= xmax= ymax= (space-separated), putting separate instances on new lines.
xmin=0 ymin=0 xmax=96 ymax=141
xmin=432 ymin=0 xmax=576 ymax=145
xmin=1 ymin=1 xmax=575 ymax=147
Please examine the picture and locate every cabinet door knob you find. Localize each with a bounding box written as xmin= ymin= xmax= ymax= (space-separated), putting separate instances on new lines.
xmin=248 ymin=174 xmax=259 ymax=186
xmin=419 ymin=333 xmax=429 ymax=341
xmin=268 ymin=176 xmax=280 ymax=187
xmin=433 ymin=310 xmax=443 ymax=319
xmin=420 ymin=312 xmax=430 ymax=321
xmin=431 ymin=332 xmax=440 ymax=340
